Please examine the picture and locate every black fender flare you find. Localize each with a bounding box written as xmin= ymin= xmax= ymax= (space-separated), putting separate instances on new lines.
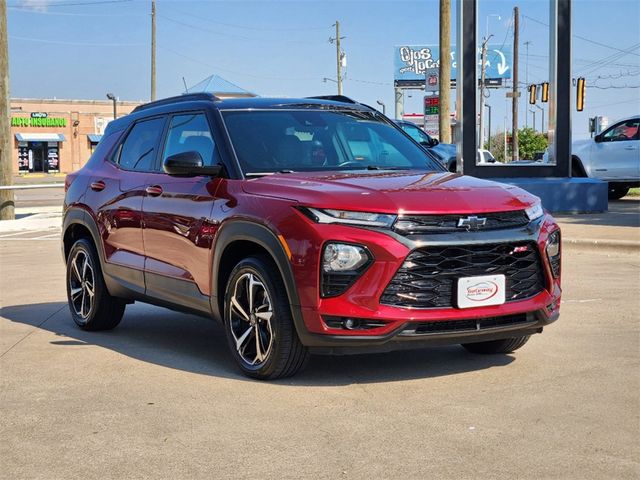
xmin=209 ymin=220 xmax=313 ymax=344
xmin=571 ymin=155 xmax=587 ymax=177
xmin=62 ymin=207 xmax=103 ymax=264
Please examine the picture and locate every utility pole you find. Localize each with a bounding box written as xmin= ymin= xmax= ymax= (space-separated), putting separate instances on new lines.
xmin=0 ymin=1 xmax=14 ymax=220
xmin=330 ymin=21 xmax=345 ymax=95
xmin=439 ymin=0 xmax=451 ymax=143
xmin=524 ymin=40 xmax=531 ymax=128
xmin=485 ymin=104 xmax=492 ymax=151
xmin=479 ymin=35 xmax=492 ymax=149
xmin=151 ymin=0 xmax=156 ymax=101
xmin=511 ymin=6 xmax=520 ymax=161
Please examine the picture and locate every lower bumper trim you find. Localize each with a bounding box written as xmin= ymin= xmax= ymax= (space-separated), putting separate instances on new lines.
xmin=305 ymin=309 xmax=559 ymax=355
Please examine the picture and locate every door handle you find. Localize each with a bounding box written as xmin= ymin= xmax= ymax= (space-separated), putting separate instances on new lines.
xmin=90 ymin=180 xmax=105 ymax=191
xmin=145 ymin=185 xmax=163 ymax=197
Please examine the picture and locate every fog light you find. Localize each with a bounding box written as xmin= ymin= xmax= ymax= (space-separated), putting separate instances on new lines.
xmin=322 ymin=243 xmax=369 ymax=272
xmin=343 ymin=318 xmax=359 ymax=329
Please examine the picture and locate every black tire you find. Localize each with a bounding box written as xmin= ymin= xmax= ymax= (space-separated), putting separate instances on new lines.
xmin=223 ymin=255 xmax=309 ymax=380
xmin=462 ymin=335 xmax=530 ymax=354
xmin=66 ymin=238 xmax=126 ymax=331
xmin=608 ymin=185 xmax=629 ymax=200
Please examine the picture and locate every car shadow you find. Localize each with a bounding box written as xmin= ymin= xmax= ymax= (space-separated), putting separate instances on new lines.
xmin=1 ymin=301 xmax=516 ymax=386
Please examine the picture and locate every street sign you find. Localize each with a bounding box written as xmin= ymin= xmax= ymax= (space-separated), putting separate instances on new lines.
xmin=424 ymin=67 xmax=439 ymax=93
xmin=424 ymin=95 xmax=440 ymax=137
xmin=424 ymin=95 xmax=440 ymax=115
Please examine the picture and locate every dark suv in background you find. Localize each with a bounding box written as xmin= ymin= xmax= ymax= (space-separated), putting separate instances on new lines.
xmin=63 ymin=93 xmax=561 ymax=379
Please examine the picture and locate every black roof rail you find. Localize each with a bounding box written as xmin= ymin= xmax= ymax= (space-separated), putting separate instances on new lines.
xmin=306 ymin=95 xmax=358 ymax=104
xmin=132 ymin=92 xmax=220 ymax=113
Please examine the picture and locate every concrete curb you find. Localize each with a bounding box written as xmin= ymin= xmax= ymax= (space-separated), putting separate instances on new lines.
xmin=562 ymin=238 xmax=640 ymax=255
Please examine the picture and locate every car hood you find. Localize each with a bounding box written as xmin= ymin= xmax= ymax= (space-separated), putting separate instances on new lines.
xmin=242 ymin=170 xmax=538 ymax=214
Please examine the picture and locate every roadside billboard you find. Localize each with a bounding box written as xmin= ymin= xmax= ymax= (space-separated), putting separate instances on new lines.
xmin=394 ymin=44 xmax=512 ymax=87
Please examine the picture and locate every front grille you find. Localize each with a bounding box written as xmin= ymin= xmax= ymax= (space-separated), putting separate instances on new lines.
xmin=381 ymin=241 xmax=545 ymax=309
xmin=394 ymin=210 xmax=529 ymax=235
xmin=399 ymin=313 xmax=531 ymax=336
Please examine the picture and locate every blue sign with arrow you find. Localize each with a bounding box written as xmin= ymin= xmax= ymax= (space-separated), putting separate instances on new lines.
xmin=394 ymin=44 xmax=512 ymax=82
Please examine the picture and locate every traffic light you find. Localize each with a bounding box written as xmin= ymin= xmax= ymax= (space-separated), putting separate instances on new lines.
xmin=541 ymin=82 xmax=549 ymax=103
xmin=576 ymin=77 xmax=586 ymax=111
xmin=528 ymin=84 xmax=537 ymax=105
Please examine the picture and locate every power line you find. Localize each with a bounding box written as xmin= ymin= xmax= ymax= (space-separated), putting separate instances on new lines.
xmin=522 ymin=14 xmax=640 ymax=57
xmin=590 ymin=84 xmax=640 ymax=89
xmin=8 ymin=0 xmax=132 ymax=6
xmin=158 ymin=14 xmax=320 ymax=45
xmin=7 ymin=6 xmax=139 ymax=16
xmin=163 ymin=6 xmax=331 ymax=32
xmin=158 ymin=45 xmax=319 ymax=82
xmin=9 ymin=34 xmax=144 ymax=47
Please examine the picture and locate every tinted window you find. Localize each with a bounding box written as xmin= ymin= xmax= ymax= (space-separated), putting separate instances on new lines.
xmin=163 ymin=113 xmax=217 ymax=166
xmin=118 ymin=117 xmax=165 ymax=171
xmin=223 ymin=110 xmax=443 ymax=174
xmin=401 ymin=123 xmax=432 ymax=144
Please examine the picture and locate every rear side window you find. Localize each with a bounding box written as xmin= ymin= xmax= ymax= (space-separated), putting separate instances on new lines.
xmin=163 ymin=113 xmax=217 ymax=166
xmin=118 ymin=117 xmax=165 ymax=171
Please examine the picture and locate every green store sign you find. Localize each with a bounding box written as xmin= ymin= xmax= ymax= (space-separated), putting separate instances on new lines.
xmin=11 ymin=117 xmax=68 ymax=127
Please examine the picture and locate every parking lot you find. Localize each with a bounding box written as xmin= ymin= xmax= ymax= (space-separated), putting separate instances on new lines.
xmin=1 ymin=211 xmax=638 ymax=479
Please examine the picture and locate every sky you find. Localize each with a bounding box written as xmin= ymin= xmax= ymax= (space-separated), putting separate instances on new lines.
xmin=7 ymin=0 xmax=640 ymax=139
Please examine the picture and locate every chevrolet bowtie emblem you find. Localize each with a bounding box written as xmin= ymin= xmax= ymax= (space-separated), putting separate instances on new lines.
xmin=457 ymin=216 xmax=487 ymax=230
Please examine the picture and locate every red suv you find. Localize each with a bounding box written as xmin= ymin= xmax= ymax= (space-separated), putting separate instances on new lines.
xmin=62 ymin=94 xmax=561 ymax=379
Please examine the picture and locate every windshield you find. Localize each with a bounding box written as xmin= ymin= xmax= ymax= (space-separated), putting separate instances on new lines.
xmin=222 ymin=109 xmax=444 ymax=175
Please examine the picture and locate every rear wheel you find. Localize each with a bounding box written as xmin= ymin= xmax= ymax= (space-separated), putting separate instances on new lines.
xmin=223 ymin=255 xmax=309 ymax=380
xmin=66 ymin=238 xmax=126 ymax=331
xmin=462 ymin=335 xmax=530 ymax=354
xmin=608 ymin=185 xmax=629 ymax=200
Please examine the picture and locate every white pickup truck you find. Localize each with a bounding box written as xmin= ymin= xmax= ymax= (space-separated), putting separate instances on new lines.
xmin=570 ymin=116 xmax=640 ymax=199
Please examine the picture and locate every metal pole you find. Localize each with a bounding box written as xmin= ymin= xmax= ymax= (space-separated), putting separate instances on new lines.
xmin=456 ymin=0 xmax=477 ymax=175
xmin=524 ymin=41 xmax=531 ymax=128
xmin=531 ymin=109 xmax=536 ymax=132
xmin=112 ymin=98 xmax=117 ymax=120
xmin=336 ymin=21 xmax=342 ymax=95
xmin=151 ymin=0 xmax=156 ymax=101
xmin=376 ymin=100 xmax=386 ymax=115
xmin=394 ymin=88 xmax=404 ymax=120
xmin=439 ymin=0 xmax=452 ymax=143
xmin=479 ymin=36 xmax=492 ymax=149
xmin=0 ymin=0 xmax=14 ymax=220
xmin=512 ymin=6 xmax=520 ymax=161
xmin=485 ymin=104 xmax=492 ymax=151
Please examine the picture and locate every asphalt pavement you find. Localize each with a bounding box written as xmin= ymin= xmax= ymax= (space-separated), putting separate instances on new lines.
xmin=1 ymin=209 xmax=639 ymax=478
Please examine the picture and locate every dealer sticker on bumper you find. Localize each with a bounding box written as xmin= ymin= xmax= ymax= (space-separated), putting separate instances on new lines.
xmin=457 ymin=274 xmax=506 ymax=309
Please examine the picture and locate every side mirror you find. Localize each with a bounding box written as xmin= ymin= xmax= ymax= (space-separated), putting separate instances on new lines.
xmin=594 ymin=134 xmax=602 ymax=143
xmin=163 ymin=151 xmax=222 ymax=177
xmin=430 ymin=138 xmax=440 ymax=147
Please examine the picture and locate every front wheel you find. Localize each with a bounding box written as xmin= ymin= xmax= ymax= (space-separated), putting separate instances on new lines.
xmin=461 ymin=336 xmax=530 ymax=354
xmin=223 ymin=255 xmax=309 ymax=380
xmin=608 ymin=185 xmax=629 ymax=200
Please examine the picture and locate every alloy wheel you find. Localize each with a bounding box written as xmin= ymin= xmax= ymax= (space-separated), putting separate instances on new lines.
xmin=229 ymin=272 xmax=274 ymax=367
xmin=68 ymin=250 xmax=95 ymax=320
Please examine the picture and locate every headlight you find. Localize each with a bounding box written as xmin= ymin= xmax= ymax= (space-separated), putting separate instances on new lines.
xmin=303 ymin=207 xmax=397 ymax=228
xmin=322 ymin=243 xmax=369 ymax=272
xmin=321 ymin=242 xmax=373 ymax=297
xmin=546 ymin=230 xmax=561 ymax=278
xmin=525 ymin=201 xmax=544 ymax=221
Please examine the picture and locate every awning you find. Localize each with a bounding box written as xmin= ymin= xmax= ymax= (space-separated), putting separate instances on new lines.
xmin=87 ymin=134 xmax=103 ymax=144
xmin=15 ymin=133 xmax=65 ymax=142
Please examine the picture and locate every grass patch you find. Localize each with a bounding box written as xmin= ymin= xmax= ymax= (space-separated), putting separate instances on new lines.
xmin=628 ymin=188 xmax=640 ymax=197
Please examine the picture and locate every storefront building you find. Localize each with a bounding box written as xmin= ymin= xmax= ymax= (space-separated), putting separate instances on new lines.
xmin=10 ymin=98 xmax=143 ymax=175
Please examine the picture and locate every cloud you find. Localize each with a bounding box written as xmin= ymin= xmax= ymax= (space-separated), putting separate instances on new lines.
xmin=18 ymin=0 xmax=52 ymax=12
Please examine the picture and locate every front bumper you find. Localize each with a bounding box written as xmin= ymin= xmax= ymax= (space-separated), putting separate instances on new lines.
xmin=303 ymin=308 xmax=558 ymax=354
xmin=287 ymin=213 xmax=561 ymax=351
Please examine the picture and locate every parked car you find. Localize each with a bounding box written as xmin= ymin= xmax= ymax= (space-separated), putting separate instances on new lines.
xmin=571 ymin=116 xmax=640 ymax=199
xmin=542 ymin=115 xmax=639 ymax=199
xmin=394 ymin=120 xmax=457 ymax=171
xmin=62 ymin=93 xmax=562 ymax=380
xmin=477 ymin=149 xmax=498 ymax=164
